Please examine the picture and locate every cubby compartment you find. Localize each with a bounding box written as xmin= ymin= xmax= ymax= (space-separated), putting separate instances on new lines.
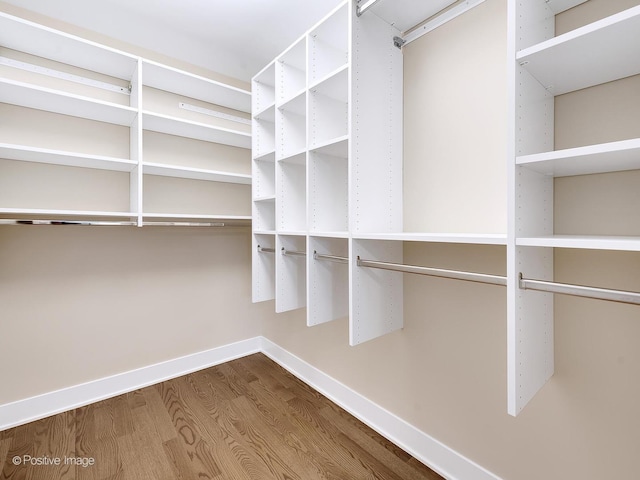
xmin=309 ymin=138 xmax=348 ymax=234
xmin=349 ymin=238 xmax=403 ymax=346
xmin=253 ymin=198 xmax=276 ymax=233
xmin=142 ymin=175 xmax=251 ymax=219
xmin=276 ymin=37 xmax=306 ymax=105
xmin=308 ymin=236 xmax=348 ymax=326
xmin=253 ymin=62 xmax=276 ymax=115
xmin=253 ymin=233 xmax=276 ymax=302
xmin=277 ymin=154 xmax=306 ymax=233
xmin=309 ymin=67 xmax=348 ymax=148
xmin=253 ymin=114 xmax=276 ymax=159
xmin=0 ymin=158 xmax=133 ymax=215
xmin=308 ymin=3 xmax=349 ymax=85
xmin=276 ymin=92 xmax=306 ymax=159
xmin=276 ymin=234 xmax=307 ymax=312
xmin=253 ymin=157 xmax=276 ymax=200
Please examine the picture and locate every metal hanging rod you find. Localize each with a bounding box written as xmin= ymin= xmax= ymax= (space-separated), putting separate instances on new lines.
xmin=357 ymin=256 xmax=507 ymax=286
xmin=257 ymin=246 xmax=276 ymax=253
xmin=0 ymin=219 xmax=136 ymax=226
xmin=313 ymin=251 xmax=349 ymax=264
xmin=143 ymin=221 xmax=226 ymax=227
xmin=355 ymin=256 xmax=640 ymax=306
xmin=0 ymin=219 xmax=230 ymax=227
xmin=519 ymin=275 xmax=640 ymax=306
xmin=282 ymin=248 xmax=306 ymax=257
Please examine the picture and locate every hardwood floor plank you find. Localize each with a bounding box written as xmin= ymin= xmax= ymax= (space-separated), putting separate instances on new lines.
xmin=0 ymin=353 xmax=442 ymax=480
xmin=176 ymin=374 xmax=273 ymax=480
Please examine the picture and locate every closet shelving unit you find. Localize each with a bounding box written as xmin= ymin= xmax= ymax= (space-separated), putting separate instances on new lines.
xmin=0 ymin=12 xmax=252 ymax=227
xmin=508 ymin=1 xmax=640 ymax=415
xmin=254 ymin=0 xmax=500 ymax=343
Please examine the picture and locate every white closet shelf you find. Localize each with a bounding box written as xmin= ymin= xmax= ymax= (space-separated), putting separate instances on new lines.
xmin=545 ymin=0 xmax=588 ymax=14
xmin=254 ymin=103 xmax=276 ymax=121
xmin=310 ymin=231 xmax=349 ymax=239
xmin=0 ymin=12 xmax=137 ymax=80
xmin=277 ymin=91 xmax=306 ymax=115
xmin=253 ymin=151 xmax=276 ymax=162
xmin=278 ymin=151 xmax=306 ymax=164
xmin=0 ymin=207 xmax=137 ymax=218
xmin=309 ymin=65 xmax=348 ymax=103
xmin=516 ymin=235 xmax=640 ymax=251
xmin=253 ymin=195 xmax=276 ymax=202
xmin=142 ymin=59 xmax=250 ymax=113
xmin=364 ymin=0 xmax=457 ymax=32
xmin=277 ymin=231 xmax=307 ymax=236
xmin=516 ymin=6 xmax=640 ymax=95
xmin=517 ymin=138 xmax=640 ymax=177
xmin=310 ymin=135 xmax=349 ymax=157
xmin=254 ymin=230 xmax=276 ymax=235
xmin=143 ymin=212 xmax=251 ymax=224
xmin=353 ymin=232 xmax=508 ymax=245
xmin=0 ymin=78 xmax=137 ymax=126
xmin=143 ymin=162 xmax=251 ymax=185
xmin=0 ymin=144 xmax=136 ymax=172
xmin=142 ymin=111 xmax=251 ymax=149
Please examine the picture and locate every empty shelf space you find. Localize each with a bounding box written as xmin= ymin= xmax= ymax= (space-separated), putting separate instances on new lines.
xmin=0 ymin=143 xmax=136 ymax=171
xmin=142 ymin=59 xmax=250 ymax=113
xmin=516 ymin=139 xmax=640 ymax=177
xmin=254 ymin=195 xmax=276 ymax=202
xmin=0 ymin=78 xmax=137 ymax=126
xmin=143 ymin=212 xmax=251 ymax=224
xmin=545 ymin=0 xmax=588 ymax=14
xmin=278 ymin=91 xmax=306 ymax=115
xmin=253 ymin=151 xmax=276 ymax=163
xmin=143 ymin=162 xmax=251 ymax=184
xmin=254 ymin=103 xmax=275 ymax=122
xmin=353 ymin=232 xmax=508 ymax=245
xmin=253 ymin=62 xmax=276 ymax=114
xmin=516 ymin=235 xmax=640 ymax=251
xmin=276 ymin=38 xmax=306 ymax=104
xmin=310 ymin=136 xmax=349 ymax=157
xmin=142 ymin=111 xmax=251 ymax=148
xmin=516 ymin=6 xmax=640 ymax=95
xmin=0 ymin=12 xmax=137 ymax=80
xmin=0 ymin=207 xmax=137 ymax=218
xmin=309 ymin=65 xmax=348 ymax=103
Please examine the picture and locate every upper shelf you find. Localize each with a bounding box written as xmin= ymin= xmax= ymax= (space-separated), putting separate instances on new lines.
xmin=143 ymin=162 xmax=251 ymax=184
xmin=516 ymin=235 xmax=640 ymax=252
xmin=142 ymin=60 xmax=251 ymax=113
xmin=0 ymin=12 xmax=137 ymax=80
xmin=545 ymin=0 xmax=588 ymax=15
xmin=0 ymin=143 xmax=136 ymax=172
xmin=517 ymin=138 xmax=640 ymax=177
xmin=0 ymin=78 xmax=138 ymax=126
xmin=362 ymin=0 xmax=457 ymax=32
xmin=353 ymin=232 xmax=507 ymax=245
xmin=142 ymin=111 xmax=251 ymax=149
xmin=516 ymin=6 xmax=640 ymax=95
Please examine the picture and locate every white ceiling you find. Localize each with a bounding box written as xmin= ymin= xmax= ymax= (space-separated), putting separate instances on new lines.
xmin=3 ymin=0 xmax=345 ymax=82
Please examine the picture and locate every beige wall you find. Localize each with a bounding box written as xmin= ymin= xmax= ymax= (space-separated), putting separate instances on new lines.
xmin=403 ymin=0 xmax=507 ymax=234
xmin=0 ymin=226 xmax=270 ymax=404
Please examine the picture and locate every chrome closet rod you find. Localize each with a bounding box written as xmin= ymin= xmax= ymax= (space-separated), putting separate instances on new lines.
xmin=356 ymin=256 xmax=640 ymax=306
xmin=357 ymin=257 xmax=508 ymax=286
xmin=0 ymin=219 xmax=230 ymax=227
xmin=313 ymin=251 xmax=349 ymax=264
xmin=257 ymin=246 xmax=276 ymax=253
xmin=282 ymin=248 xmax=306 ymax=257
xmin=0 ymin=219 xmax=136 ymax=226
xmin=519 ymin=275 xmax=640 ymax=306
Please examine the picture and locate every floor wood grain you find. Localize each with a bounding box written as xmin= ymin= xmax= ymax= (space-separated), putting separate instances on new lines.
xmin=0 ymin=353 xmax=443 ymax=480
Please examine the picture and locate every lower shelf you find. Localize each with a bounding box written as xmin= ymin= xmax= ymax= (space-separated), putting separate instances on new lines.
xmin=516 ymin=235 xmax=640 ymax=251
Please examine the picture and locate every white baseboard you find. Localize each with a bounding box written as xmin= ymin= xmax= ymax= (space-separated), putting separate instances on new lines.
xmin=260 ymin=337 xmax=502 ymax=480
xmin=0 ymin=336 xmax=261 ymax=431
xmin=0 ymin=335 xmax=501 ymax=480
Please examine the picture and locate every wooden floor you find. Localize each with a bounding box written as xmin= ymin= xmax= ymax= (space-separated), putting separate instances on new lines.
xmin=0 ymin=353 xmax=443 ymax=479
